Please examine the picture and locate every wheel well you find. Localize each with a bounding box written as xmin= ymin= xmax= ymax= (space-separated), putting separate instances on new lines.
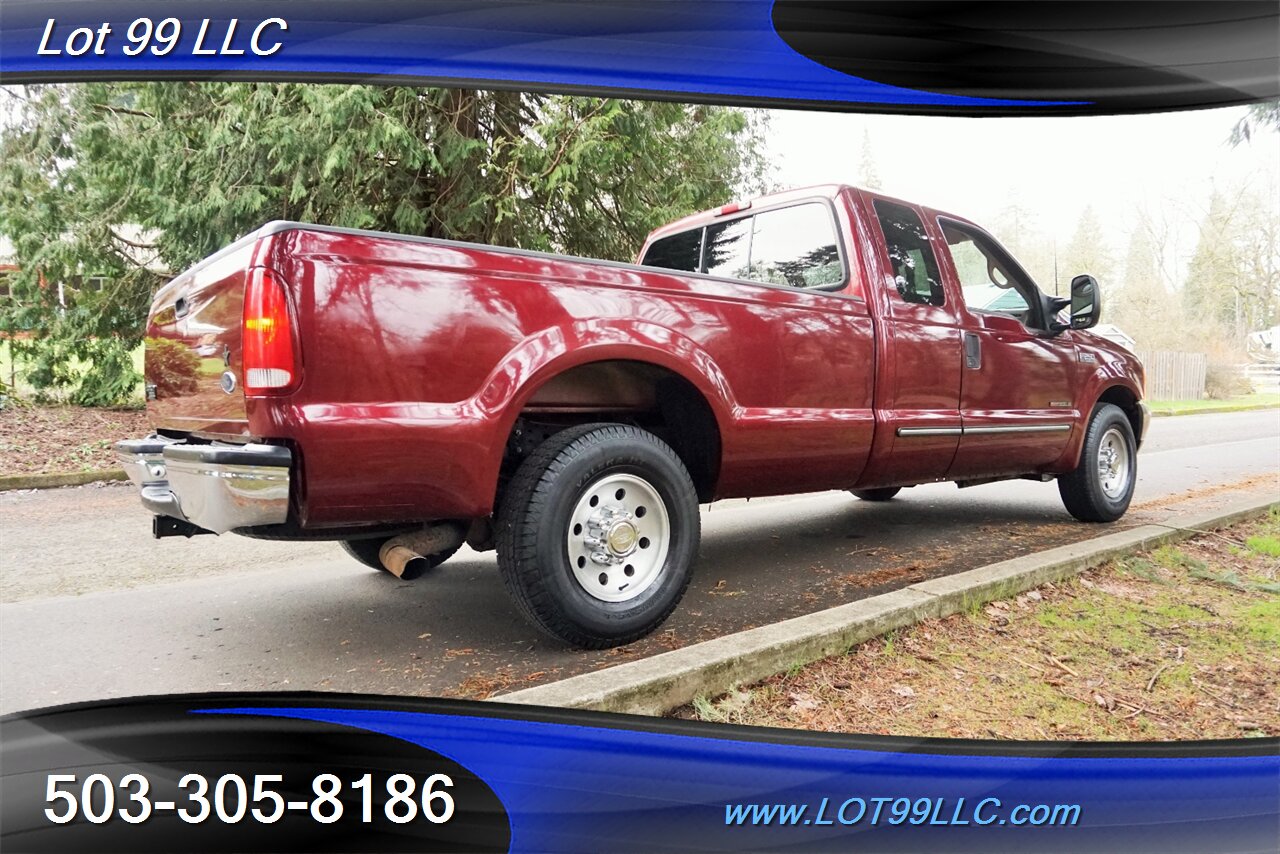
xmin=503 ymin=360 xmax=722 ymax=502
xmin=1097 ymin=386 xmax=1144 ymax=446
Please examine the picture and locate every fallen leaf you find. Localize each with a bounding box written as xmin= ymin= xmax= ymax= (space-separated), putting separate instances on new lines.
xmin=788 ymin=691 xmax=820 ymax=711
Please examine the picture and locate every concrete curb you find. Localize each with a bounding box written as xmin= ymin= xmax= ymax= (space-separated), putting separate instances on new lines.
xmin=1150 ymin=402 xmax=1279 ymax=417
xmin=498 ymin=495 xmax=1278 ymax=715
xmin=0 ymin=469 xmax=128 ymax=491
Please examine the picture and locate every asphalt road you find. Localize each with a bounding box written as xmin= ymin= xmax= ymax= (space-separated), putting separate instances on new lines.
xmin=2 ymin=409 xmax=1277 ymax=714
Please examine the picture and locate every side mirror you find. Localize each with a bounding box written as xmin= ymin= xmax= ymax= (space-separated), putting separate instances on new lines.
xmin=1068 ymin=274 xmax=1101 ymax=330
xmin=1047 ymin=274 xmax=1101 ymax=333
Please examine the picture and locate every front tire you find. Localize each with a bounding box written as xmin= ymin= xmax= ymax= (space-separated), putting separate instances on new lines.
xmin=496 ymin=423 xmax=700 ymax=649
xmin=1059 ymin=403 xmax=1137 ymax=522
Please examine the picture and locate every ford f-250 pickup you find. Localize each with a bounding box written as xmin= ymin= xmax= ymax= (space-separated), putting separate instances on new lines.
xmin=117 ymin=185 xmax=1148 ymax=648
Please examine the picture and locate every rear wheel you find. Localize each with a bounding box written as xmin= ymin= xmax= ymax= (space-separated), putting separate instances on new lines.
xmin=851 ymin=487 xmax=901 ymax=502
xmin=340 ymin=536 xmax=459 ymax=575
xmin=1058 ymin=403 xmax=1137 ymax=522
xmin=496 ymin=423 xmax=700 ymax=649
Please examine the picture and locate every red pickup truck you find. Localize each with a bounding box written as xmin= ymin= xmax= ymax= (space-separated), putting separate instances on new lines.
xmin=117 ymin=185 xmax=1148 ymax=648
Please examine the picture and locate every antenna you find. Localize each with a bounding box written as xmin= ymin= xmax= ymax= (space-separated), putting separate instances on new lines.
xmin=1053 ymin=238 xmax=1059 ymax=296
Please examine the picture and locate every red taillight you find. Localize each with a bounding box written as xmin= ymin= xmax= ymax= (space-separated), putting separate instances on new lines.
xmin=242 ymin=267 xmax=298 ymax=394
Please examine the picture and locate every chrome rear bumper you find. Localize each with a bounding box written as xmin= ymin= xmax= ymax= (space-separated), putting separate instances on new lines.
xmin=115 ymin=436 xmax=291 ymax=534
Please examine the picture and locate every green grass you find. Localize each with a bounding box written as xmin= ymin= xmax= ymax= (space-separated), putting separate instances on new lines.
xmin=1245 ymin=534 xmax=1280 ymax=559
xmin=1243 ymin=599 xmax=1280 ymax=646
xmin=1148 ymin=392 xmax=1280 ymax=414
xmin=1116 ymin=557 xmax=1172 ymax=585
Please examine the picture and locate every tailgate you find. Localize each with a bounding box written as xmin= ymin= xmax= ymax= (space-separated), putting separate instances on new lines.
xmin=144 ymin=231 xmax=267 ymax=437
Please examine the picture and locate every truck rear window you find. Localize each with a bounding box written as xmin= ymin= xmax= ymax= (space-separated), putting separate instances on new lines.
xmin=640 ymin=202 xmax=844 ymax=290
xmin=642 ymin=228 xmax=702 ymax=273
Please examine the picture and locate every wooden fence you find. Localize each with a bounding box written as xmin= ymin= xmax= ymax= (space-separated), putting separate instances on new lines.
xmin=1242 ymin=363 xmax=1280 ymax=393
xmin=1136 ymin=350 xmax=1207 ymax=401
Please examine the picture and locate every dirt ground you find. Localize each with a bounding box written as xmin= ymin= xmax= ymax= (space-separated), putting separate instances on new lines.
xmin=0 ymin=403 xmax=149 ymax=475
xmin=680 ymin=511 xmax=1280 ymax=740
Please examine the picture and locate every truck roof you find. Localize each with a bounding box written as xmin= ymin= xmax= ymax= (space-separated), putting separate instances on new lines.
xmin=644 ymin=183 xmax=976 ymax=248
xmin=646 ymin=184 xmax=850 ymax=243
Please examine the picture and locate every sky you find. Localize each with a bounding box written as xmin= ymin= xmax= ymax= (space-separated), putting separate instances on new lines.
xmin=761 ymin=104 xmax=1279 ymax=285
xmin=2 ymin=88 xmax=1275 ymax=286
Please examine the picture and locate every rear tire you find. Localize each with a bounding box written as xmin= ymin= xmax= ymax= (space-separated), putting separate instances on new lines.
xmin=340 ymin=537 xmax=460 ymax=575
xmin=496 ymin=423 xmax=700 ymax=649
xmin=851 ymin=487 xmax=902 ymax=502
xmin=1058 ymin=403 xmax=1137 ymax=523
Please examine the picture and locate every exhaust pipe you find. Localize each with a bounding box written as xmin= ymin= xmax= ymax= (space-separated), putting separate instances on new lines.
xmin=379 ymin=522 xmax=466 ymax=580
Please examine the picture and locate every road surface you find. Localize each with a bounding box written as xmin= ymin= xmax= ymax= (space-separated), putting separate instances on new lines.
xmin=2 ymin=409 xmax=1277 ymax=714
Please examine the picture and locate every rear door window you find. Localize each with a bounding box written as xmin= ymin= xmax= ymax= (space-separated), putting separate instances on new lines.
xmin=872 ymin=200 xmax=946 ymax=307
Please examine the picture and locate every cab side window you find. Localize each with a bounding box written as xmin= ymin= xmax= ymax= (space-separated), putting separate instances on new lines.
xmin=703 ymin=217 xmax=753 ymax=280
xmin=641 ymin=202 xmax=845 ymax=290
xmin=872 ymin=200 xmax=945 ymax=307
xmin=745 ymin=204 xmax=843 ymax=289
xmin=941 ymin=221 xmax=1036 ymax=325
xmin=642 ymin=229 xmax=702 ymax=273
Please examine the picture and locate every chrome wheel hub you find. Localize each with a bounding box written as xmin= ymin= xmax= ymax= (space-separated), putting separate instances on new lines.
xmin=1097 ymin=427 xmax=1132 ymax=499
xmin=567 ymin=473 xmax=670 ymax=603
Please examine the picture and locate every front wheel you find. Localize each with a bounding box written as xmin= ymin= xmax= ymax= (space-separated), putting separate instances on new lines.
xmin=496 ymin=423 xmax=700 ymax=649
xmin=1058 ymin=403 xmax=1137 ymax=522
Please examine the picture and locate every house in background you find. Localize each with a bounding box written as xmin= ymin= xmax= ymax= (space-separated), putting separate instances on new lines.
xmin=0 ymin=226 xmax=167 ymax=312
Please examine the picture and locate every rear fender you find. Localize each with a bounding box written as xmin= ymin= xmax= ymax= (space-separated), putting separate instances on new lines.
xmin=474 ymin=320 xmax=737 ymax=488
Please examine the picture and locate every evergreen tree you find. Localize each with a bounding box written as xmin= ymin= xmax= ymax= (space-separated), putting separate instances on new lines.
xmin=1109 ymin=215 xmax=1178 ymax=347
xmin=857 ymin=129 xmax=883 ymax=190
xmin=992 ymin=193 xmax=1056 ymax=290
xmin=1120 ymin=219 xmax=1164 ymax=312
xmin=0 ymin=83 xmax=769 ymax=404
xmin=1230 ymin=100 xmax=1280 ymax=146
xmin=1185 ymin=185 xmax=1280 ymax=339
xmin=1062 ymin=205 xmax=1115 ymax=289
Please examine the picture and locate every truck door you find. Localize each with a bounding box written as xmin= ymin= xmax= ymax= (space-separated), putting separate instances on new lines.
xmin=935 ymin=218 xmax=1078 ymax=479
xmin=853 ymin=193 xmax=964 ymax=487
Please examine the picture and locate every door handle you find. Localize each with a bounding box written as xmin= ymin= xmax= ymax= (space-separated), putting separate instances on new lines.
xmin=964 ymin=332 xmax=981 ymax=370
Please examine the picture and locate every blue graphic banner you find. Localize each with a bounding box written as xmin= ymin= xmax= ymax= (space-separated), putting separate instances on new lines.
xmin=2 ymin=1 xmax=1277 ymax=115
xmin=3 ymin=694 xmax=1277 ymax=852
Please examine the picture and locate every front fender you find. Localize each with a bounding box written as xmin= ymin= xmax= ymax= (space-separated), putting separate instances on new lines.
xmin=1056 ymin=364 xmax=1146 ymax=471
